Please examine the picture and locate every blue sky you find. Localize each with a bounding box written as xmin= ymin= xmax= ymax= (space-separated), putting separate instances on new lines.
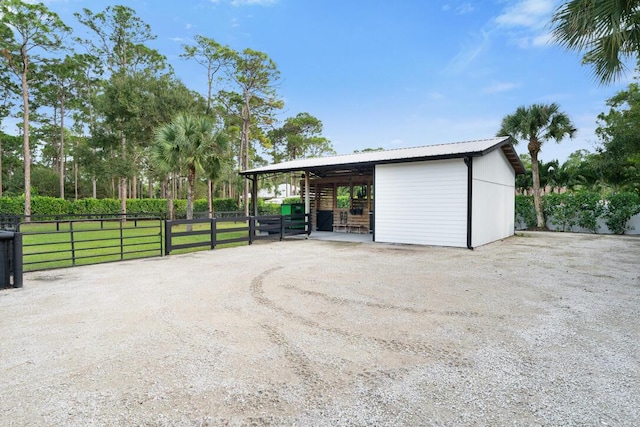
xmin=36 ymin=0 xmax=636 ymax=162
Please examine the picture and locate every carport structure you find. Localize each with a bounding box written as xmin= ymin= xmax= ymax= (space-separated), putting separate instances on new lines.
xmin=241 ymin=137 xmax=525 ymax=249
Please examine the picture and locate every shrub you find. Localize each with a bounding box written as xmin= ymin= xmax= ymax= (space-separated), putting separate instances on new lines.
xmin=0 ymin=196 xmax=24 ymax=216
xmin=127 ymin=198 xmax=167 ymax=214
xmin=283 ymin=196 xmax=302 ymax=205
xmin=193 ymin=199 xmax=209 ymax=214
xmin=544 ymin=193 xmax=577 ymax=232
xmin=31 ymin=196 xmax=73 ymax=218
xmin=72 ymin=198 xmax=114 ymax=215
xmin=337 ymin=195 xmax=350 ymax=209
xmin=603 ymin=192 xmax=640 ymax=234
xmin=173 ymin=199 xmax=187 ymax=218
xmin=515 ymin=195 xmax=536 ymax=229
xmin=257 ymin=199 xmax=280 ymax=215
xmin=574 ymin=191 xmax=604 ymax=233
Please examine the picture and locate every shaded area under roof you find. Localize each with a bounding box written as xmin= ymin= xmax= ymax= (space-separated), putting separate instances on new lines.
xmin=241 ymin=137 xmax=526 ymax=178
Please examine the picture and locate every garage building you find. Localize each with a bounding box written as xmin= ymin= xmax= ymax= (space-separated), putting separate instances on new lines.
xmin=241 ymin=137 xmax=525 ymax=249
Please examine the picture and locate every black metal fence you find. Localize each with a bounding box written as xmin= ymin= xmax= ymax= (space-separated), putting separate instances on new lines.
xmin=0 ymin=212 xmax=309 ymax=276
xmin=0 ymin=231 xmax=22 ymax=288
xmin=164 ymin=213 xmax=309 ymax=255
xmin=16 ymin=215 xmax=163 ymax=271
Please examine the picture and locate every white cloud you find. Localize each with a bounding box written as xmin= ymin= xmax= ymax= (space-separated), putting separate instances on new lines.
xmin=169 ymin=37 xmax=184 ymax=43
xmin=482 ymin=81 xmax=519 ymax=93
xmin=390 ymin=139 xmax=405 ymax=146
xmin=442 ymin=2 xmax=474 ymax=14
xmin=493 ymin=0 xmax=558 ymax=50
xmin=532 ymin=32 xmax=552 ymax=47
xmin=495 ymin=0 xmax=555 ymax=29
xmin=457 ymin=2 xmax=475 ymax=14
xmin=185 ymin=23 xmax=193 ymax=30
xmin=446 ymin=29 xmax=490 ymax=73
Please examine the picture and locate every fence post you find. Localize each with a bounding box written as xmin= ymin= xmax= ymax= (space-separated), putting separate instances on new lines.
xmin=119 ymin=219 xmax=124 ymax=261
xmin=280 ymin=215 xmax=285 ymax=241
xmin=210 ymin=218 xmax=217 ymax=250
xmin=249 ymin=216 xmax=254 ymax=245
xmin=70 ymin=221 xmax=76 ymax=266
xmin=159 ymin=219 xmax=164 ymax=257
xmin=12 ymin=232 xmax=23 ymax=288
xmin=164 ymin=220 xmax=171 ymax=256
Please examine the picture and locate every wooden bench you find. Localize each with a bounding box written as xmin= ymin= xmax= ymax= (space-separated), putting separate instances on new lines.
xmin=333 ymin=209 xmax=369 ymax=234
xmin=333 ymin=222 xmax=348 ymax=233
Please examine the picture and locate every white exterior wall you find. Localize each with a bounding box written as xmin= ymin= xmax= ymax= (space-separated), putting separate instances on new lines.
xmin=471 ymin=149 xmax=515 ymax=247
xmin=375 ymin=159 xmax=468 ymax=247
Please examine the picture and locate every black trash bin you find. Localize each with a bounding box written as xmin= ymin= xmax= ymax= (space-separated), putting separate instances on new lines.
xmin=0 ymin=231 xmax=23 ymax=288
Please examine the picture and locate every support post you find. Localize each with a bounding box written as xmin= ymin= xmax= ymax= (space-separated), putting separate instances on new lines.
xmin=252 ymin=173 xmax=259 ymax=217
xmin=464 ymin=156 xmax=473 ymax=250
xmin=210 ymin=218 xmax=217 ymax=250
xmin=304 ymin=171 xmax=311 ymax=233
xmin=164 ymin=220 xmax=171 ymax=255
xmin=12 ymin=232 xmax=22 ymax=288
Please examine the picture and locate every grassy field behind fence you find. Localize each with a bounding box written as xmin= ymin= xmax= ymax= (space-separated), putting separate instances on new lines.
xmin=166 ymin=220 xmax=251 ymax=255
xmin=19 ymin=220 xmax=249 ymax=272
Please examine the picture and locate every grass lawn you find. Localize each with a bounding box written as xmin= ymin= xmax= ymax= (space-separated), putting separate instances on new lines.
xmin=18 ymin=219 xmax=252 ymax=272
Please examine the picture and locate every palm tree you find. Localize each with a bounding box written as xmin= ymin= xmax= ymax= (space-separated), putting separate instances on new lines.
xmin=552 ymin=0 xmax=640 ymax=84
xmin=498 ymin=104 xmax=576 ymax=228
xmin=152 ymin=113 xmax=227 ymax=222
xmin=202 ymin=149 xmax=229 ymax=219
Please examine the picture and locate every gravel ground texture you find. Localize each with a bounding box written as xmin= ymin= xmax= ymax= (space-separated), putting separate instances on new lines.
xmin=1 ymin=231 xmax=639 ymax=426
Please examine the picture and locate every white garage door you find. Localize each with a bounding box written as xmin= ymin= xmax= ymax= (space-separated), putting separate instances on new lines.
xmin=375 ymin=159 xmax=468 ymax=247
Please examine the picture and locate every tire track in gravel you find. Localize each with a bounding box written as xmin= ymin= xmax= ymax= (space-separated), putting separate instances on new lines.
xmin=260 ymin=323 xmax=330 ymax=406
xmin=250 ymin=267 xmax=467 ymax=366
xmin=281 ymin=283 xmax=482 ymax=318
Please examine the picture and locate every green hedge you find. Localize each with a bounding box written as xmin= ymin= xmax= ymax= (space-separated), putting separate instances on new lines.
xmin=518 ymin=191 xmax=639 ymax=234
xmin=0 ymin=196 xmax=24 ymax=215
xmin=0 ymin=196 xmax=239 ymax=218
xmin=283 ymin=196 xmax=302 ymax=204
xmin=515 ymin=195 xmax=536 ymax=229
xmin=71 ymin=198 xmax=120 ymax=215
xmin=604 ymin=192 xmax=640 ymax=234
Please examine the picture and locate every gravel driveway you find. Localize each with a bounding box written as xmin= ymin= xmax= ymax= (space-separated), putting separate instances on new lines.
xmin=1 ymin=231 xmax=639 ymax=426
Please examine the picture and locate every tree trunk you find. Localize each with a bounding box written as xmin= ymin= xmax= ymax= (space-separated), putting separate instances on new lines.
xmin=21 ymin=46 xmax=31 ymax=221
xmin=529 ymin=141 xmax=545 ymax=228
xmin=207 ymin=178 xmax=213 ymax=219
xmin=166 ymin=176 xmax=174 ymax=220
xmin=241 ymin=95 xmax=251 ymax=216
xmin=88 ymin=80 xmax=97 ymax=199
xmin=59 ymin=94 xmax=65 ymax=199
xmin=74 ymin=159 xmax=78 ymax=200
xmin=186 ymin=167 xmax=195 ymax=232
xmin=187 ymin=166 xmax=195 ymax=220
xmin=120 ymin=133 xmax=127 ymax=216
xmin=120 ymin=177 xmax=127 ymax=216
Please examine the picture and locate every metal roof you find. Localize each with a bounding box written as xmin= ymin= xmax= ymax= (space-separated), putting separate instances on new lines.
xmin=241 ymin=137 xmax=525 ymax=177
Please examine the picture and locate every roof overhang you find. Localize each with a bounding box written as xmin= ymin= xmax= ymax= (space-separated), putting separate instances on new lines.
xmin=240 ymin=137 xmax=526 ymax=178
